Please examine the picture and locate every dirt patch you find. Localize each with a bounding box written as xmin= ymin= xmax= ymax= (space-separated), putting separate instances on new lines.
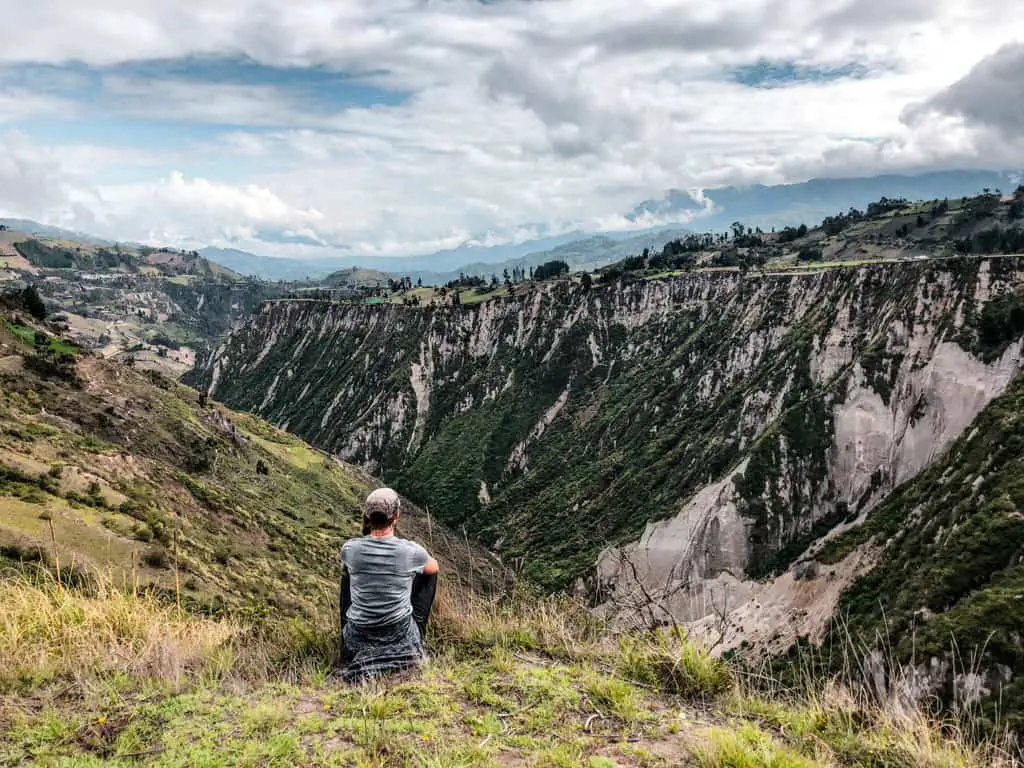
xmin=0 ymin=355 xmax=23 ymax=373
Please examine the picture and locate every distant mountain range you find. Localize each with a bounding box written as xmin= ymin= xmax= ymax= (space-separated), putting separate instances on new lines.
xmin=197 ymin=248 xmax=343 ymax=282
xmin=406 ymin=228 xmax=693 ymax=285
xmin=6 ymin=169 xmax=1021 ymax=283
xmin=212 ymin=169 xmax=1022 ymax=282
xmin=629 ymin=169 xmax=1021 ymax=232
xmin=0 ymin=219 xmax=112 ymax=245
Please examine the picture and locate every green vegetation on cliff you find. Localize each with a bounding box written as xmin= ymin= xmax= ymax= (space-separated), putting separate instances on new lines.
xmin=818 ymin=374 xmax=1024 ymax=736
xmin=196 ymin=257 xmax=1024 ymax=591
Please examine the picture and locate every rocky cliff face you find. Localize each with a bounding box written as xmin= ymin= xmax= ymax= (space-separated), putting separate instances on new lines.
xmin=196 ymin=256 xmax=1024 ymax=604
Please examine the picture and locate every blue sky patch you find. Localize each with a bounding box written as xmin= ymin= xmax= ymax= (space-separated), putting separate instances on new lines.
xmin=1 ymin=57 xmax=407 ymax=115
xmin=107 ymin=57 xmax=408 ymax=111
xmin=729 ymin=59 xmax=871 ymax=88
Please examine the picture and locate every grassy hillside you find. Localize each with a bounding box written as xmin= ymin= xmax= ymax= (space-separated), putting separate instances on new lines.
xmin=3 ymin=573 xmax=1013 ymax=767
xmin=0 ymin=313 xmax=500 ymax=621
xmin=599 ymin=188 xmax=1024 ymax=278
xmin=0 ymin=229 xmax=288 ymax=378
xmin=2 ymin=233 xmax=240 ymax=280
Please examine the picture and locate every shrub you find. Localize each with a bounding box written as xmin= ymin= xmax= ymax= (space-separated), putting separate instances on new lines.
xmin=977 ymin=292 xmax=1024 ymax=360
xmin=142 ymin=547 xmax=171 ymax=570
xmin=533 ymin=260 xmax=570 ymax=281
xmin=616 ymin=629 xmax=733 ymax=699
xmin=22 ymin=285 xmax=47 ymax=320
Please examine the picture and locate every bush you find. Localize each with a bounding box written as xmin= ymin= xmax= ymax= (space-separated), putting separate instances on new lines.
xmin=22 ymin=354 xmax=81 ymax=387
xmin=22 ymin=286 xmax=47 ymax=320
xmin=977 ymin=292 xmax=1024 ymax=360
xmin=533 ymin=260 xmax=569 ymax=281
xmin=796 ymin=247 xmax=822 ymax=262
xmin=616 ymin=629 xmax=733 ymax=699
xmin=142 ymin=547 xmax=171 ymax=570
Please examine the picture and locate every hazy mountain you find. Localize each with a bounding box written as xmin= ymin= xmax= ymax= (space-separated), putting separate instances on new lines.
xmin=633 ymin=169 xmax=1022 ymax=232
xmin=198 ymin=248 xmax=347 ymax=282
xmin=410 ymin=227 xmax=694 ymax=284
xmin=0 ymin=218 xmax=112 ymax=245
xmin=13 ymin=170 xmax=1023 ymax=284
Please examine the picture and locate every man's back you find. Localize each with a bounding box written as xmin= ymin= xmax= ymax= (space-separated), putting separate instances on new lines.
xmin=341 ymin=535 xmax=429 ymax=627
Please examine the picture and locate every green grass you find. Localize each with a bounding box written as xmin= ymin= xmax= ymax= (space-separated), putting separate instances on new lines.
xmin=5 ymin=323 xmax=79 ymax=356
xmin=694 ymin=722 xmax=819 ymax=768
xmin=6 ymin=322 xmax=36 ymax=345
xmin=1 ymin=573 xmax=1010 ymax=768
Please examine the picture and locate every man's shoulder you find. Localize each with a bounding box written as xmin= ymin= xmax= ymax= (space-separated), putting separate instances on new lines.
xmin=342 ymin=536 xmax=368 ymax=554
xmin=393 ymin=536 xmax=425 ymax=549
xmin=394 ymin=537 xmax=428 ymax=556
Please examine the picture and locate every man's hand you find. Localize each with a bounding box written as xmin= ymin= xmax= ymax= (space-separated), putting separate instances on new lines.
xmin=423 ymin=556 xmax=440 ymax=575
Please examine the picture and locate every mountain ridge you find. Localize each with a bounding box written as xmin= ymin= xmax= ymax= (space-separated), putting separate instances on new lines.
xmin=9 ymin=170 xmax=1017 ymax=283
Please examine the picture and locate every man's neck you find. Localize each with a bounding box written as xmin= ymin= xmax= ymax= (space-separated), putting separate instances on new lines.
xmin=370 ymin=528 xmax=394 ymax=538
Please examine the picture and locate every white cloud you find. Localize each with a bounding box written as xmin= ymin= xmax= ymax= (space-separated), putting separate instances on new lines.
xmin=1 ymin=0 xmax=1022 ymax=255
xmin=903 ymin=42 xmax=1024 ymax=139
xmin=0 ymin=133 xmax=92 ymax=221
xmin=86 ymin=172 xmax=325 ymax=246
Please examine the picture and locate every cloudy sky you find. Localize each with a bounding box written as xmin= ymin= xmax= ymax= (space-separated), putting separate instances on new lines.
xmin=0 ymin=0 xmax=1022 ymax=258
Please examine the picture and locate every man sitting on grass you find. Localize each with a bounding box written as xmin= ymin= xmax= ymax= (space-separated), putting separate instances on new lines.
xmin=339 ymin=488 xmax=439 ymax=683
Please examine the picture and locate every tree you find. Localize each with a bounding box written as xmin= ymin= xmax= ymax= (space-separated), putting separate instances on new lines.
xmin=796 ymin=247 xmax=821 ymax=262
xmin=533 ymin=260 xmax=570 ymax=281
xmin=21 ymin=285 xmax=46 ymax=320
xmin=580 ymin=272 xmax=593 ymax=292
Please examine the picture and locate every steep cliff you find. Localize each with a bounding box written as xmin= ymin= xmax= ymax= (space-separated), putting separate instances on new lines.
xmin=194 ymin=257 xmax=1024 ymax=601
xmin=817 ymin=373 xmax=1024 ymax=736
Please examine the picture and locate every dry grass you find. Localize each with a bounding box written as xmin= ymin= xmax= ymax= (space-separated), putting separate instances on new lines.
xmin=0 ymin=571 xmax=1019 ymax=767
xmin=732 ymin=682 xmax=1019 ymax=768
xmin=430 ymin=582 xmax=605 ymax=659
xmin=0 ymin=571 xmax=241 ymax=693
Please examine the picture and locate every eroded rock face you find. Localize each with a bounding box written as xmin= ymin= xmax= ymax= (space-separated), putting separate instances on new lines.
xmin=194 ymin=258 xmax=1024 ymax=619
xmin=595 ymin=260 xmax=1024 ymax=648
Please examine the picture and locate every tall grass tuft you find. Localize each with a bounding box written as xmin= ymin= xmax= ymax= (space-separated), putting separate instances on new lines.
xmin=429 ymin=582 xmax=605 ymax=660
xmin=0 ymin=570 xmax=241 ymax=693
xmin=616 ymin=627 xmax=733 ymax=700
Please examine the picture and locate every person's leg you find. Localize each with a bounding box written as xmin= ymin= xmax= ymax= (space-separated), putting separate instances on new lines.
xmin=339 ymin=569 xmax=352 ymax=663
xmin=410 ymin=572 xmax=437 ymax=640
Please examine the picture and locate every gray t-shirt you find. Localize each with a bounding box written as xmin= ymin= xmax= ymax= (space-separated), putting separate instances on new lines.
xmin=341 ymin=535 xmax=430 ymax=627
